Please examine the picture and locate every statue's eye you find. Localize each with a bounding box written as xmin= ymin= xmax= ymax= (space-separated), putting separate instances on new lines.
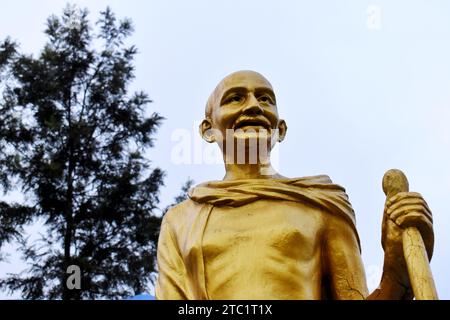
xmin=258 ymin=95 xmax=273 ymax=104
xmin=227 ymin=95 xmax=243 ymax=104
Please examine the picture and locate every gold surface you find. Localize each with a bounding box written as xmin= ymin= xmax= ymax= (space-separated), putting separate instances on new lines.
xmin=156 ymin=71 xmax=436 ymax=300
xmin=383 ymin=169 xmax=438 ymax=300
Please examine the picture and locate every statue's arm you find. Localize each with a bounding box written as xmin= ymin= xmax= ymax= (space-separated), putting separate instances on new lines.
xmin=323 ymin=214 xmax=369 ymax=300
xmin=324 ymin=213 xmax=412 ymax=300
xmin=155 ymin=214 xmax=189 ymax=300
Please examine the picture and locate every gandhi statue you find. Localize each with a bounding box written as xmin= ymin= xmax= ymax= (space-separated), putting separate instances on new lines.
xmin=156 ymin=70 xmax=434 ymax=300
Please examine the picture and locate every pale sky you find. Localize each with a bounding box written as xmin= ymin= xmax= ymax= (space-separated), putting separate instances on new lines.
xmin=1 ymin=0 xmax=449 ymax=299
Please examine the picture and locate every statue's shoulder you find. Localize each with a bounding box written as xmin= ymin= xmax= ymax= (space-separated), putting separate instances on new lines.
xmin=163 ymin=198 xmax=204 ymax=224
xmin=161 ymin=199 xmax=205 ymax=242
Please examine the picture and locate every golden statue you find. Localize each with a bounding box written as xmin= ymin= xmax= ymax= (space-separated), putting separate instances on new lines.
xmin=156 ymin=70 xmax=436 ymax=300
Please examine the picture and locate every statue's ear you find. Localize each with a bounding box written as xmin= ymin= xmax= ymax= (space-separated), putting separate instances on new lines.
xmin=199 ymin=118 xmax=216 ymax=143
xmin=277 ymin=120 xmax=287 ymax=142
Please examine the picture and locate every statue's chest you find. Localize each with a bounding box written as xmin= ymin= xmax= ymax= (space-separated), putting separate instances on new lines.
xmin=201 ymin=200 xmax=325 ymax=260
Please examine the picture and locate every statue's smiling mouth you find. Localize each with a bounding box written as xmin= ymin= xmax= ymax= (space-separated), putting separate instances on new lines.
xmin=233 ymin=117 xmax=271 ymax=130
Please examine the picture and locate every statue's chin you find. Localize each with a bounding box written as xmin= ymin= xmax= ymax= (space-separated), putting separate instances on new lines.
xmin=233 ymin=127 xmax=272 ymax=140
xmin=231 ymin=130 xmax=276 ymax=154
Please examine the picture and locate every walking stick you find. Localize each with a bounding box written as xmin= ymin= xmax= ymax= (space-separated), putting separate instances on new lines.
xmin=382 ymin=169 xmax=438 ymax=300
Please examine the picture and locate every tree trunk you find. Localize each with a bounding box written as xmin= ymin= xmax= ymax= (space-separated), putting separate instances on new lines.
xmin=63 ymin=93 xmax=75 ymax=300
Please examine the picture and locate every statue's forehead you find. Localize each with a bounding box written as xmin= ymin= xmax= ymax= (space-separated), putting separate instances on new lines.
xmin=216 ymin=71 xmax=274 ymax=95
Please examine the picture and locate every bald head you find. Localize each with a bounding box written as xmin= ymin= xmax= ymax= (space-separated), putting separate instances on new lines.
xmin=205 ymin=70 xmax=274 ymax=119
xmin=200 ymin=70 xmax=287 ymax=146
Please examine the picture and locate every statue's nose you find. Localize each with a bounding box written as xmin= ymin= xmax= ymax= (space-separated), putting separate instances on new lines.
xmin=242 ymin=94 xmax=263 ymax=115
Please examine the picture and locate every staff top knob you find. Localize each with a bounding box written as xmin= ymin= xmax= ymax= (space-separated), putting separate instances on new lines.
xmin=382 ymin=169 xmax=409 ymax=198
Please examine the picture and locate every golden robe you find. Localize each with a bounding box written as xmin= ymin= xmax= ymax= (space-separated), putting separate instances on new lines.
xmin=156 ymin=176 xmax=367 ymax=300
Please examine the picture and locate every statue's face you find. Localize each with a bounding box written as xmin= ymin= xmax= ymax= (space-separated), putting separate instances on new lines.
xmin=203 ymin=71 xmax=286 ymax=147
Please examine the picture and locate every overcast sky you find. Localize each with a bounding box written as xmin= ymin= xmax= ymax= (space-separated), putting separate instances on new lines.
xmin=1 ymin=0 xmax=449 ymax=299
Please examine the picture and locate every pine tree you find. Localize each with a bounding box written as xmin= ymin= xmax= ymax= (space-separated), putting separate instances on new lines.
xmin=0 ymin=5 xmax=164 ymax=299
xmin=170 ymin=179 xmax=194 ymax=210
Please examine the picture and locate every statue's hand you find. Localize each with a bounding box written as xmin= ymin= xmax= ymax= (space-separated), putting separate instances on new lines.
xmin=381 ymin=192 xmax=434 ymax=289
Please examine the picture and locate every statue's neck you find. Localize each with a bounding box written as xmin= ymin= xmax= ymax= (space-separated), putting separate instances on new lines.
xmin=221 ymin=140 xmax=284 ymax=180
xmin=223 ymin=162 xmax=283 ymax=180
xmin=222 ymin=148 xmax=284 ymax=180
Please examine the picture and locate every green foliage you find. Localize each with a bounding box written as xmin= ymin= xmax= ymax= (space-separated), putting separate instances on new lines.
xmin=168 ymin=178 xmax=195 ymax=211
xmin=0 ymin=5 xmax=164 ymax=299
